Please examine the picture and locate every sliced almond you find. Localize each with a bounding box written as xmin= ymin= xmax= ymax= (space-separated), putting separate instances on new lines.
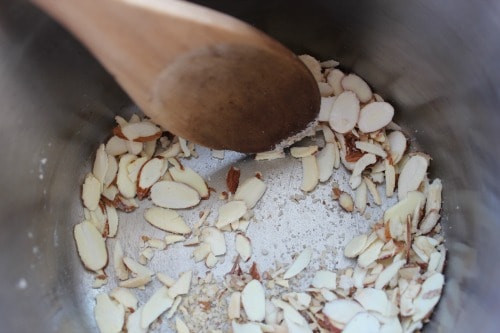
xmin=215 ymin=201 xmax=247 ymax=229
xmin=341 ymin=73 xmax=372 ymax=103
xmin=375 ymin=258 xmax=406 ymax=289
xmin=119 ymin=275 xmax=152 ymax=289
xmin=169 ymin=166 xmax=209 ymax=199
xmin=352 ymin=153 xmax=376 ymax=177
xmin=387 ymin=131 xmax=407 ymax=164
xmin=235 ymin=233 xmax=252 ymax=262
xmin=175 ymin=317 xmax=190 ymax=333
xmin=141 ymin=286 xmax=174 ymax=329
xmin=144 ymin=207 xmax=191 ymax=234
xmin=105 ymin=204 xmax=119 ymax=237
xmin=290 ymin=145 xmax=318 ymax=158
xmin=364 ymin=176 xmax=382 ymax=206
xmin=255 ymin=150 xmax=285 ymax=161
xmin=384 ymin=159 xmax=396 ymax=197
xmin=398 ymin=154 xmax=429 ymax=200
xmin=127 ymin=156 xmax=148 ymax=183
xmin=137 ymin=157 xmax=164 ymax=198
xmin=358 ymin=239 xmax=384 ymax=268
xmin=349 ymin=174 xmax=362 ymax=190
xmin=126 ymin=141 xmax=143 ymax=155
xmin=113 ymin=241 xmax=129 ymax=280
xmin=355 ymin=141 xmax=387 ymax=158
xmin=123 ymin=257 xmax=154 ymax=276
xmin=318 ymin=96 xmax=336 ymax=121
xmin=241 ymin=279 xmax=266 ymax=322
xmin=94 ymin=293 xmax=125 ymax=333
xmin=323 ymin=299 xmax=364 ymax=325
xmin=425 ymin=178 xmax=442 ymax=214
xmin=106 ymin=136 xmax=128 ymax=156
xmin=283 ymin=247 xmax=313 ymax=279
xmin=412 ymin=273 xmax=444 ymax=322
xmin=354 ymin=180 xmax=368 ymax=213
xmin=178 ymin=137 xmax=190 ymax=157
xmin=357 ymin=102 xmax=394 ymax=133
xmin=339 ymin=192 xmax=354 ymax=212
xmin=150 ymin=180 xmax=200 ymax=209
xmin=121 ymin=121 xmax=161 ymax=142
xmin=102 ymin=184 xmax=119 ymax=203
xmin=300 ymin=155 xmax=319 ymax=192
xmin=228 ymin=292 xmax=242 ymax=319
xmin=419 ymin=210 xmax=441 ymax=234
xmin=384 ymin=191 xmax=426 ymax=229
xmin=312 ymin=270 xmax=337 ymax=290
xmin=164 ymin=234 xmax=185 ymax=245
xmin=342 ymin=312 xmax=380 ymax=333
xmin=298 ymin=54 xmax=322 ymax=82
xmin=168 ymin=270 xmax=192 ymax=298
xmin=103 ymin=155 xmax=118 ymax=187
xmin=329 ymin=91 xmax=360 ymax=134
xmin=354 ymin=288 xmax=389 ymax=314
xmin=192 ymin=242 xmax=211 ymax=262
xmin=82 ymin=173 xmax=102 ymax=211
xmin=117 ymin=154 xmax=138 ymax=199
xmin=126 ymin=306 xmax=146 ymax=333
xmin=226 ymin=166 xmax=241 ymax=194
xmin=344 ymin=234 xmax=368 ymax=258
xmin=110 ymin=287 xmax=138 ymax=311
xmin=74 ymin=221 xmax=107 ymax=271
xmin=317 ymin=143 xmax=336 ymax=182
xmin=156 ymin=272 xmax=176 ymax=287
xmin=201 ymin=227 xmax=226 ymax=256
xmin=232 ymin=176 xmax=267 ymax=209
xmin=231 ymin=321 xmax=262 ymax=333
xmin=326 ymin=69 xmax=345 ymax=96
xmin=93 ymin=144 xmax=108 ymax=186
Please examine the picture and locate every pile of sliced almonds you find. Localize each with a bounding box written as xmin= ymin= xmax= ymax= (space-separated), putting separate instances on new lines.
xmin=75 ymin=55 xmax=446 ymax=333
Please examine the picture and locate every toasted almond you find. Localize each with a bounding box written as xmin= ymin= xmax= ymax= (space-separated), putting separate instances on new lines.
xmin=352 ymin=153 xmax=376 ymax=177
xmin=74 ymin=221 xmax=107 ymax=271
xmin=110 ymin=287 xmax=138 ymax=311
xmin=226 ymin=166 xmax=241 ymax=194
xmin=291 ymin=145 xmax=319 ymax=158
xmin=341 ymin=73 xmax=372 ymax=103
xmin=233 ymin=176 xmax=267 ymax=209
xmin=121 ymin=121 xmax=161 ymax=142
xmin=425 ymin=179 xmax=442 ymax=214
xmin=168 ymin=270 xmax=192 ymax=298
xmin=137 ymin=157 xmax=163 ymax=198
xmin=231 ymin=321 xmax=262 ymax=333
xmin=82 ymin=173 xmax=102 ymax=211
xmin=144 ymin=207 xmax=191 ymax=234
xmin=123 ymin=257 xmax=154 ymax=276
xmin=312 ymin=270 xmax=337 ymax=290
xmin=94 ymin=293 xmax=125 ymax=333
xmin=201 ymin=227 xmax=226 ymax=256
xmin=375 ymin=258 xmax=406 ymax=289
xmin=169 ymin=166 xmax=209 ymax=199
xmin=283 ymin=247 xmax=313 ymax=279
xmin=339 ymin=192 xmax=354 ymax=212
xmin=300 ymin=155 xmax=319 ymax=192
xmin=105 ymin=204 xmax=119 ymax=237
xmin=117 ymin=154 xmax=138 ymax=199
xmin=357 ymin=102 xmax=394 ymax=133
xmin=355 ymin=141 xmax=387 ymax=158
xmin=228 ymin=292 xmax=241 ymax=320
xmin=412 ymin=273 xmax=444 ymax=322
xmin=358 ymin=239 xmax=384 ymax=268
xmin=326 ymin=69 xmax=345 ymax=96
xmin=299 ymin=54 xmax=323 ymax=82
xmin=329 ymin=91 xmax=360 ymax=134
xmin=317 ymin=143 xmax=336 ymax=182
xmin=323 ymin=299 xmax=364 ymax=325
xmin=241 ymin=279 xmax=266 ymax=322
xmin=387 ymin=131 xmax=407 ymax=164
xmin=344 ymin=234 xmax=368 ymax=258
xmin=364 ymin=176 xmax=382 ymax=206
xmin=354 ymin=180 xmax=368 ymax=214
xmin=106 ymin=136 xmax=129 ymax=156
xmin=141 ymin=286 xmax=174 ymax=329
xmin=342 ymin=312 xmax=380 ymax=333
xmin=398 ymin=154 xmax=429 ymax=200
xmin=235 ymin=233 xmax=252 ymax=262
xmin=215 ymin=201 xmax=247 ymax=229
xmin=318 ymin=96 xmax=336 ymax=121
xmin=119 ymin=275 xmax=152 ymax=289
xmin=150 ymin=180 xmax=200 ymax=209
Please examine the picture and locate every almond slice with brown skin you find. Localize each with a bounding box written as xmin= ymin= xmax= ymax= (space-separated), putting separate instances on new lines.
xmin=94 ymin=293 xmax=125 ymax=333
xmin=144 ymin=207 xmax=191 ymax=234
xmin=103 ymin=155 xmax=118 ymax=187
xmin=150 ymin=180 xmax=200 ymax=209
xmin=341 ymin=73 xmax=373 ymax=103
xmin=355 ymin=141 xmax=387 ymax=158
xmin=169 ymin=166 xmax=209 ymax=199
xmin=106 ymin=136 xmax=129 ymax=156
xmin=93 ymin=144 xmax=108 ymax=186
xmin=137 ymin=157 xmax=164 ymax=199
xmin=105 ymin=204 xmax=119 ymax=237
xmin=82 ymin=173 xmax=101 ymax=211
xmin=201 ymin=227 xmax=226 ymax=256
xmin=357 ymin=102 xmax=394 ymax=133
xmin=344 ymin=234 xmax=368 ymax=258
xmin=215 ymin=200 xmax=247 ymax=229
xmin=398 ymin=154 xmax=429 ymax=200
xmin=126 ymin=141 xmax=143 ymax=155
xmin=141 ymin=286 xmax=174 ymax=329
xmin=387 ymin=131 xmax=407 ymax=164
xmin=357 ymin=239 xmax=384 ymax=268
xmin=326 ymin=69 xmax=345 ymax=96
xmin=323 ymin=299 xmax=364 ymax=325
xmin=384 ymin=159 xmax=396 ymax=197
xmin=317 ymin=143 xmax=336 ymax=182
xmin=412 ymin=273 xmax=444 ymax=322
xmin=228 ymin=292 xmax=241 ymax=319
xmin=354 ymin=180 xmax=367 ymax=214
xmin=339 ymin=192 xmax=354 ymax=212
xmin=290 ymin=145 xmax=318 ymax=158
xmin=419 ymin=210 xmax=441 ymax=235
xmin=235 ymin=233 xmax=252 ymax=262
xmin=352 ymin=153 xmax=376 ymax=177
xmin=241 ymin=279 xmax=266 ymax=322
xmin=121 ymin=121 xmax=161 ymax=142
xmin=110 ymin=287 xmax=138 ymax=311
xmin=226 ymin=166 xmax=241 ymax=194
xmin=300 ymin=155 xmax=319 ymax=192
xmin=283 ymin=247 xmax=313 ymax=279
xmin=384 ymin=191 xmax=426 ymax=229
xmin=127 ymin=156 xmax=148 ymax=183
xmin=299 ymin=54 xmax=323 ymax=82
xmin=329 ymin=91 xmax=360 ymax=134
xmin=74 ymin=221 xmax=107 ymax=271
xmin=117 ymin=154 xmax=138 ymax=199
xmin=375 ymin=258 xmax=406 ymax=289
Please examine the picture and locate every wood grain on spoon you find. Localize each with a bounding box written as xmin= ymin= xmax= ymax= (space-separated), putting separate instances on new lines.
xmin=33 ymin=0 xmax=320 ymax=153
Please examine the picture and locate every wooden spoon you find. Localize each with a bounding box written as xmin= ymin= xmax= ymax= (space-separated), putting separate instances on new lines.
xmin=33 ymin=0 xmax=320 ymax=153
